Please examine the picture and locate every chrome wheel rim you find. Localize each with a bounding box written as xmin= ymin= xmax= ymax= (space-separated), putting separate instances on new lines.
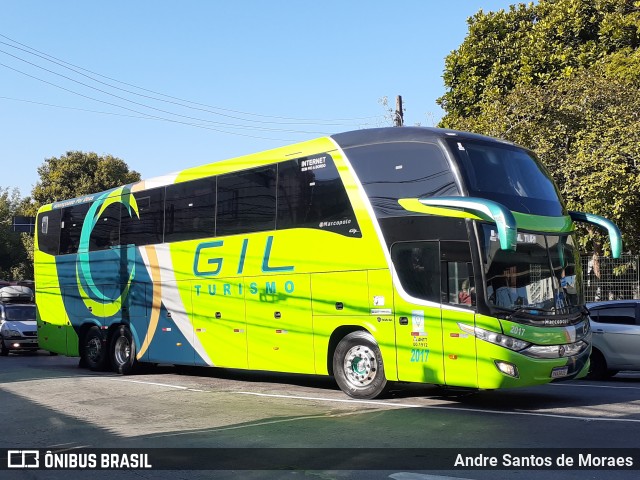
xmin=114 ymin=336 xmax=131 ymax=366
xmin=343 ymin=345 xmax=378 ymax=387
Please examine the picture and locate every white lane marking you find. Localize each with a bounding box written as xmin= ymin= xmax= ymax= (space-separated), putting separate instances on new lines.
xmin=235 ymin=391 xmax=640 ymax=423
xmin=148 ymin=409 xmax=367 ymax=439
xmin=236 ymin=391 xmax=418 ymax=408
xmin=101 ymin=377 xmax=206 ymax=392
xmin=552 ymin=382 xmax=640 ymax=391
xmin=390 ymin=474 xmax=473 ymax=480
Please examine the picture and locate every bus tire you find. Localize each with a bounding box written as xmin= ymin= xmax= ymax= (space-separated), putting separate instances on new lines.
xmin=333 ymin=331 xmax=388 ymax=399
xmin=82 ymin=326 xmax=109 ymax=371
xmin=111 ymin=325 xmax=137 ymax=375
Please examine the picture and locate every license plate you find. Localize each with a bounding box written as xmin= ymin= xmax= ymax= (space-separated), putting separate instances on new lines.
xmin=551 ymin=366 xmax=569 ymax=378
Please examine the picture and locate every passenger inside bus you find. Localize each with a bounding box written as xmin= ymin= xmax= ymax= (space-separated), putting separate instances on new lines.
xmin=458 ymin=279 xmax=472 ymax=305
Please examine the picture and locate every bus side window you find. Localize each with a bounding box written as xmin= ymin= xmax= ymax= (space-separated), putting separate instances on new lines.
xmin=217 ymin=166 xmax=276 ymax=236
xmin=391 ymin=241 xmax=440 ymax=302
xmin=89 ymin=199 xmax=125 ymax=251
xmin=440 ymin=241 xmax=475 ymax=307
xmin=165 ymin=177 xmax=216 ymax=243
xmin=121 ymin=187 xmax=165 ymax=246
xmin=277 ymin=155 xmax=360 ymax=237
xmin=37 ymin=209 xmax=61 ymax=255
xmin=59 ymin=203 xmax=91 ymax=255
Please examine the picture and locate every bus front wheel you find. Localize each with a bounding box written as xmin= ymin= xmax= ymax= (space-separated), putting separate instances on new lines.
xmin=333 ymin=331 xmax=388 ymax=399
xmin=111 ymin=325 xmax=137 ymax=375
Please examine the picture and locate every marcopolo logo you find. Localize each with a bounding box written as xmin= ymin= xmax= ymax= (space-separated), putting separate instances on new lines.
xmin=318 ymin=219 xmax=352 ymax=229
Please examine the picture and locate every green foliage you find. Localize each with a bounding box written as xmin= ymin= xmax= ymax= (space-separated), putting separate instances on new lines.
xmin=439 ymin=0 xmax=640 ymax=253
xmin=439 ymin=0 xmax=640 ymax=120
xmin=1 ymin=151 xmax=140 ymax=281
xmin=0 ymin=188 xmax=32 ymax=280
xmin=31 ymin=151 xmax=141 ymax=210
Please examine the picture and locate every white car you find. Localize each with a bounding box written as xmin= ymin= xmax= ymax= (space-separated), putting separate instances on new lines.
xmin=0 ymin=286 xmax=38 ymax=355
xmin=586 ymin=300 xmax=640 ymax=379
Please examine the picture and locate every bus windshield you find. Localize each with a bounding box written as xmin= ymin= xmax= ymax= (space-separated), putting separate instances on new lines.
xmin=480 ymin=225 xmax=581 ymax=315
xmin=447 ymin=138 xmax=564 ymax=216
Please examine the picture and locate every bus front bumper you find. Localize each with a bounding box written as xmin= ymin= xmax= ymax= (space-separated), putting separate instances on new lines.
xmin=476 ymin=341 xmax=591 ymax=389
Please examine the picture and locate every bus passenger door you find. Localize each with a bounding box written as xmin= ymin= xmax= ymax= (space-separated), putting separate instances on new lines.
xmin=440 ymin=241 xmax=478 ymax=388
xmin=391 ymin=241 xmax=445 ymax=385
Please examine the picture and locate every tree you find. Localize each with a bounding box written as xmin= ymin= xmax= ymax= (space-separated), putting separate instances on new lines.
xmin=439 ymin=0 xmax=640 ymax=121
xmin=29 ymin=151 xmax=141 ymax=212
xmin=438 ymin=0 xmax=640 ymax=253
xmin=0 ymin=188 xmax=32 ymax=280
xmin=0 ymin=152 xmax=141 ymax=281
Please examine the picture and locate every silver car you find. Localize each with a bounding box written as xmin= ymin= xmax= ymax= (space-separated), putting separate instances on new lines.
xmin=586 ymin=300 xmax=640 ymax=379
xmin=0 ymin=303 xmax=38 ymax=355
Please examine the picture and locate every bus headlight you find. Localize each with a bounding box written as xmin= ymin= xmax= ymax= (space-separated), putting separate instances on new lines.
xmin=521 ymin=340 xmax=589 ymax=359
xmin=458 ymin=323 xmax=530 ymax=352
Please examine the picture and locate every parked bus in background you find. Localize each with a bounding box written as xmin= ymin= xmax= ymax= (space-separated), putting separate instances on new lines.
xmin=34 ymin=127 xmax=622 ymax=399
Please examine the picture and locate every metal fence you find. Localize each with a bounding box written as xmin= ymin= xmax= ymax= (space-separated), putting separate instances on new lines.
xmin=580 ymin=254 xmax=640 ymax=302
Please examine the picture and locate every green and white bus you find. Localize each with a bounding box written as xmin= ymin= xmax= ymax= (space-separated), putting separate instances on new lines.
xmin=34 ymin=127 xmax=621 ymax=399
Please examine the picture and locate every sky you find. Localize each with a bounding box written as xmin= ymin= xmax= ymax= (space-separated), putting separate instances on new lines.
xmin=1 ymin=0 xmax=519 ymax=197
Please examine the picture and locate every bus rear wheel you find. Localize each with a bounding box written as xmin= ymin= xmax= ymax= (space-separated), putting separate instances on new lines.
xmin=111 ymin=325 xmax=137 ymax=375
xmin=82 ymin=326 xmax=109 ymax=371
xmin=333 ymin=331 xmax=388 ymax=399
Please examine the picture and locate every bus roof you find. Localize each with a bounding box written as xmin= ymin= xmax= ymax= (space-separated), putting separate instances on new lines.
xmin=39 ymin=127 xmax=519 ymax=213
xmin=331 ymin=126 xmax=517 ymax=150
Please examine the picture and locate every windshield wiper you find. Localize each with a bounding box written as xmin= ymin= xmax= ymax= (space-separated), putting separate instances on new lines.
xmin=505 ymin=306 xmax=555 ymax=320
xmin=495 ymin=304 xmax=584 ymax=323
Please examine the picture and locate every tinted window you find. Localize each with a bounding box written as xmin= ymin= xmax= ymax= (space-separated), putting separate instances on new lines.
xmin=277 ymin=154 xmax=360 ymax=236
xmin=4 ymin=305 xmax=36 ymax=321
xmin=441 ymin=241 xmax=474 ymax=307
xmin=59 ymin=203 xmax=90 ymax=255
xmin=345 ymin=142 xmax=459 ymax=218
xmin=447 ymin=139 xmax=563 ymax=216
xmin=217 ymin=166 xmax=276 ymax=236
xmin=121 ymin=188 xmax=165 ymax=246
xmin=165 ymin=177 xmax=216 ymax=243
xmin=89 ymin=201 xmax=124 ymax=251
xmin=37 ymin=210 xmax=61 ymax=255
xmin=391 ymin=241 xmax=440 ymax=302
xmin=592 ymin=306 xmax=637 ymax=326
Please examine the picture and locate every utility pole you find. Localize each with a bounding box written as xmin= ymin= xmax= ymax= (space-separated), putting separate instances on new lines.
xmin=394 ymin=95 xmax=404 ymax=127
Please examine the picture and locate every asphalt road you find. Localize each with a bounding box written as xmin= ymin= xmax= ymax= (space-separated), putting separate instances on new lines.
xmin=1 ymin=351 xmax=639 ymax=480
